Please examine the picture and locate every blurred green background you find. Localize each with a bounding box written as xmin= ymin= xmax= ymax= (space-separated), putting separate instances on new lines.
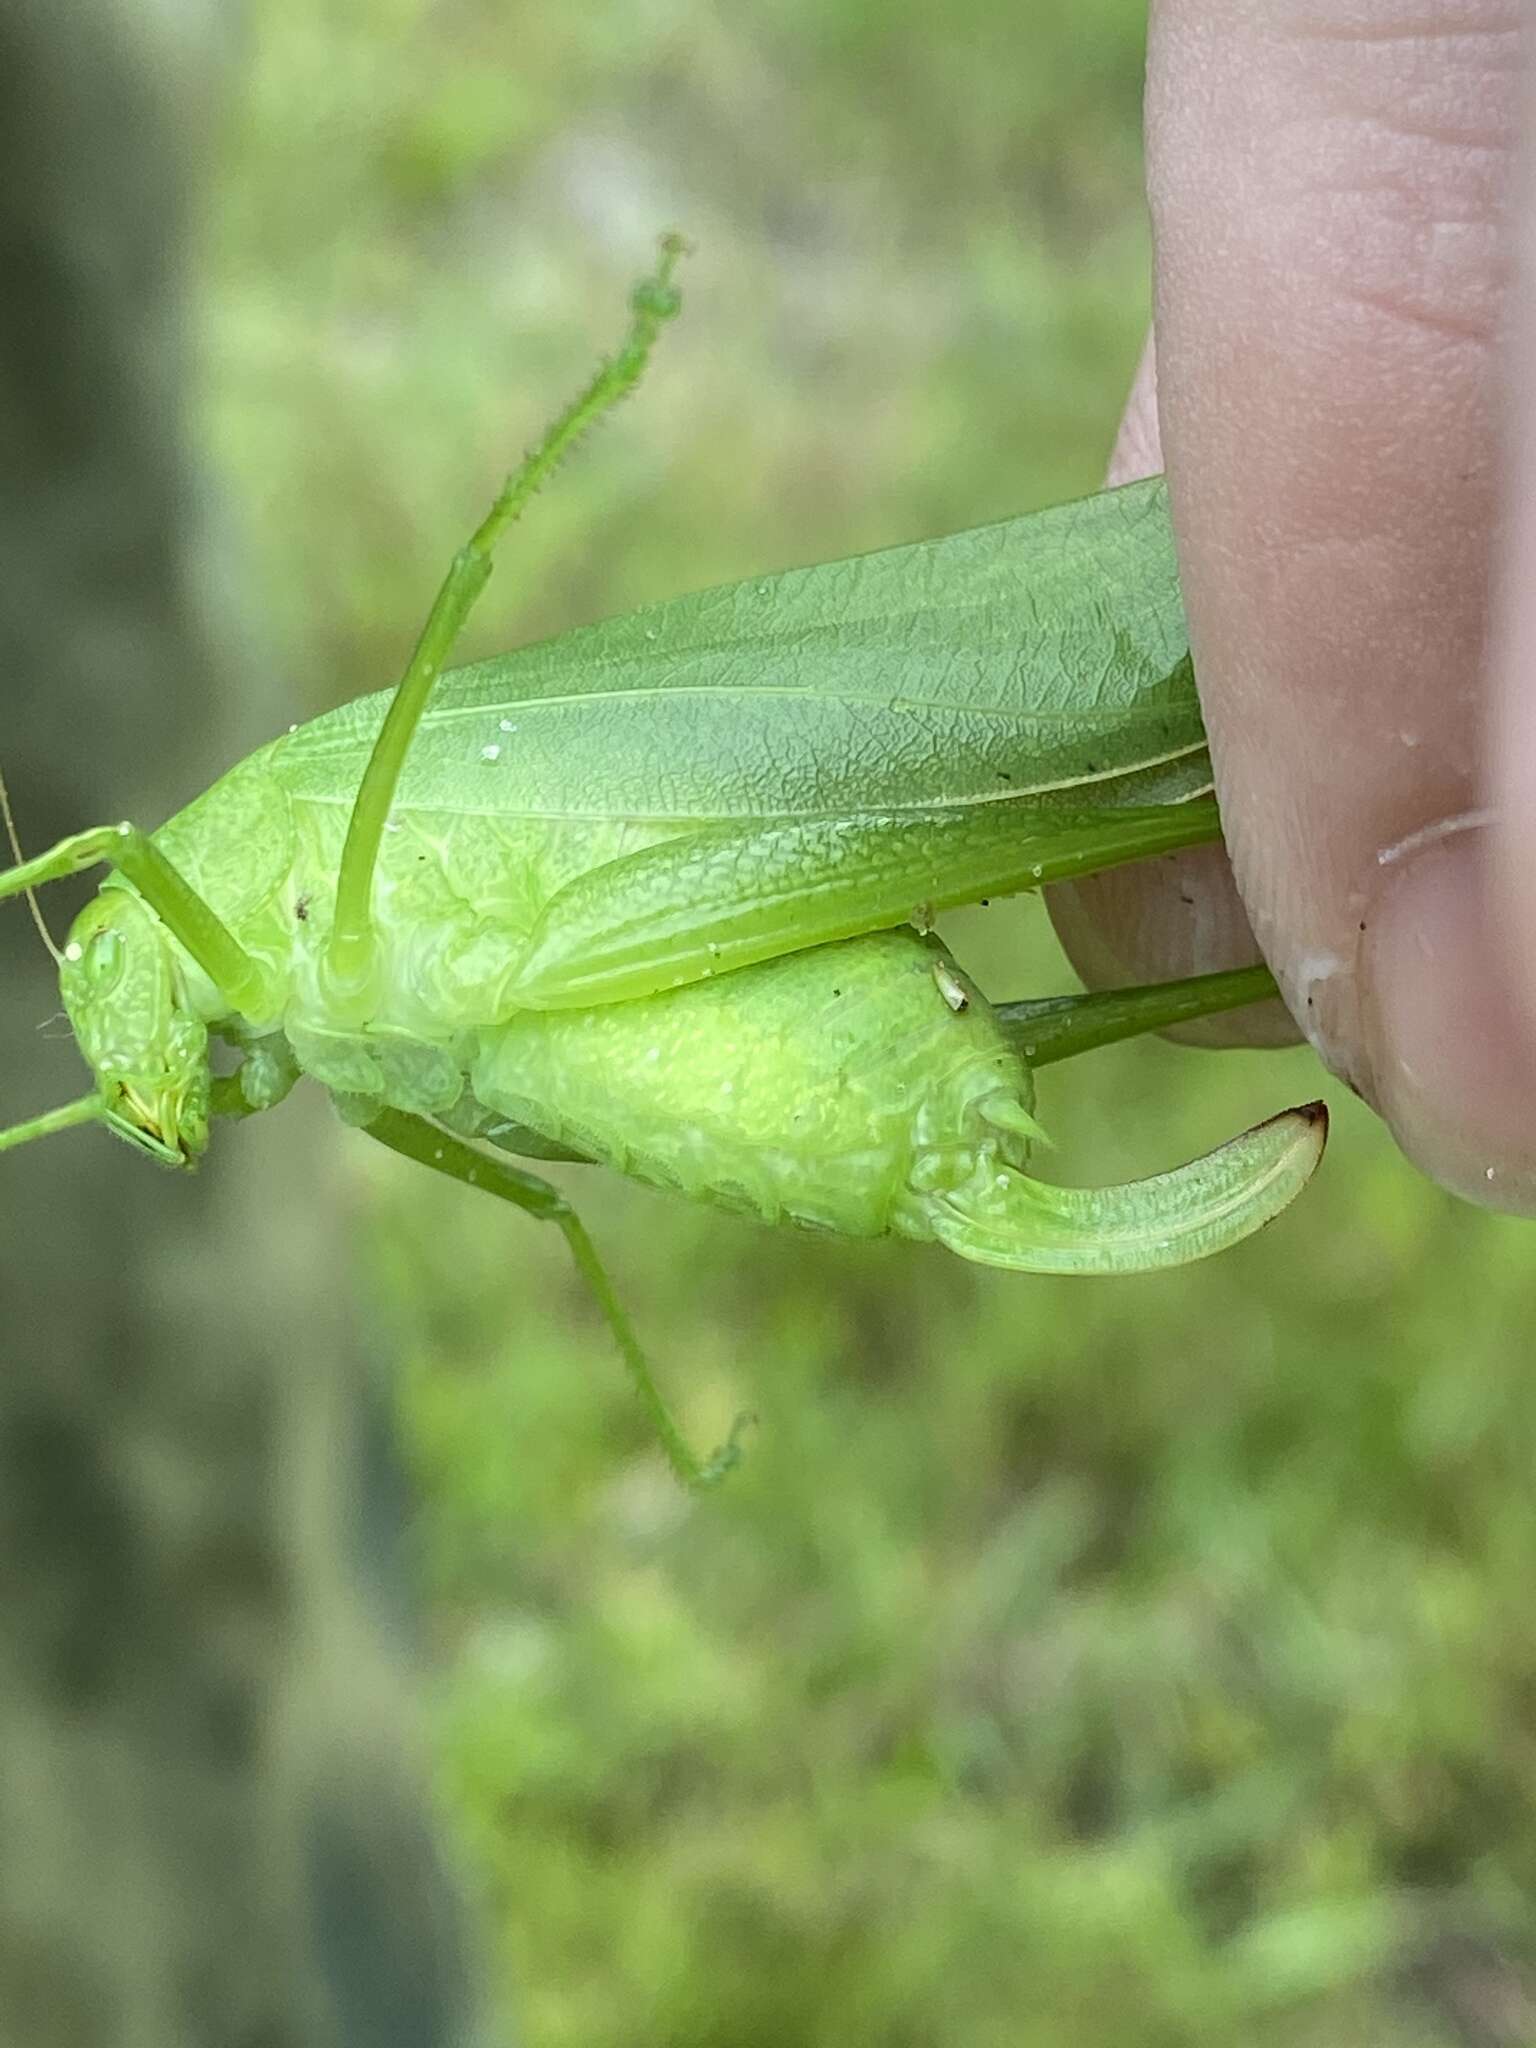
xmin=198 ymin=2 xmax=1536 ymax=2042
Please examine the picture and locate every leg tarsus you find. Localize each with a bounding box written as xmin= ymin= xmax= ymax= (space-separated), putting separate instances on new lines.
xmin=361 ymin=1104 xmax=738 ymax=1493
xmin=696 ymin=1409 xmax=756 ymax=1487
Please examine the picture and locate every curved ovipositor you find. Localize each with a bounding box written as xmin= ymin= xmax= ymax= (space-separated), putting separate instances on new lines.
xmin=922 ymin=1099 xmax=1326 ymax=1275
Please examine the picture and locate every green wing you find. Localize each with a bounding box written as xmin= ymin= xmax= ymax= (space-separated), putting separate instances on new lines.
xmin=513 ymin=800 xmax=1221 ymax=1007
xmin=276 ymin=476 xmax=1202 ymax=825
xmin=263 ymin=475 xmax=1209 ymax=1007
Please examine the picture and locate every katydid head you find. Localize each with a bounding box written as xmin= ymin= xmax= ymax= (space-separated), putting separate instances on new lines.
xmin=59 ymin=889 xmax=210 ymax=1165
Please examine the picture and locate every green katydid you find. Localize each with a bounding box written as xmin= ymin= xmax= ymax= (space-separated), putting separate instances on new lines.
xmin=0 ymin=239 xmax=1323 ymax=1488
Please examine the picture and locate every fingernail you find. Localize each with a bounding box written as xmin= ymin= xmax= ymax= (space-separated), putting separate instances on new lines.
xmin=1358 ymin=821 xmax=1536 ymax=1213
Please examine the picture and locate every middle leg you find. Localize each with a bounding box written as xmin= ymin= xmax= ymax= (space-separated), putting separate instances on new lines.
xmin=361 ymin=1104 xmax=747 ymax=1492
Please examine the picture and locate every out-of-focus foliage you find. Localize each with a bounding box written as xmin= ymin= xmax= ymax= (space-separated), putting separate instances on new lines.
xmin=202 ymin=3 xmax=1536 ymax=2043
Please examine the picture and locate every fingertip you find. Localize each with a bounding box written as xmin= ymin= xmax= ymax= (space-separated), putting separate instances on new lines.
xmin=1358 ymin=823 xmax=1536 ymax=1214
xmin=1141 ymin=0 xmax=1518 ymax=1169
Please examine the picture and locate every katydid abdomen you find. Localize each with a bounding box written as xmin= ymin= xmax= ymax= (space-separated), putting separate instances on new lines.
xmin=468 ymin=929 xmax=1025 ymax=1238
xmin=462 ymin=927 xmax=1322 ymax=1274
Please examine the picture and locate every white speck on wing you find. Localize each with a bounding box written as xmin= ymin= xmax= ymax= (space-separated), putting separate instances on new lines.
xmin=480 ymin=743 xmax=501 ymax=763
xmin=932 ymin=960 xmax=969 ymax=1012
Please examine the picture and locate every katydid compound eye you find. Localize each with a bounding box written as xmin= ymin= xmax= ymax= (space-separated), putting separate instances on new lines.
xmin=84 ymin=927 xmax=125 ymax=993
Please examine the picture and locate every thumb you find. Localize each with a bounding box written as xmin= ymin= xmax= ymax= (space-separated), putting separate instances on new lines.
xmin=1145 ymin=0 xmax=1530 ymax=1209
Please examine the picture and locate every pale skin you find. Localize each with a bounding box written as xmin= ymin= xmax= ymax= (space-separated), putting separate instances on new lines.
xmin=1048 ymin=0 xmax=1536 ymax=1214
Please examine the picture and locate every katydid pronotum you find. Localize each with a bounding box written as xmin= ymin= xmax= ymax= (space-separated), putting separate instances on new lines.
xmin=0 ymin=239 xmax=1324 ymax=1488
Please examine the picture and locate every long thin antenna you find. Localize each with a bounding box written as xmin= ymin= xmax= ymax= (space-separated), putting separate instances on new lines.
xmin=0 ymin=759 xmax=62 ymax=962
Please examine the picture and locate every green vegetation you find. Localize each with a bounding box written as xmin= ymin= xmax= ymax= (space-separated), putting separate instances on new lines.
xmin=204 ymin=4 xmax=1536 ymax=2041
